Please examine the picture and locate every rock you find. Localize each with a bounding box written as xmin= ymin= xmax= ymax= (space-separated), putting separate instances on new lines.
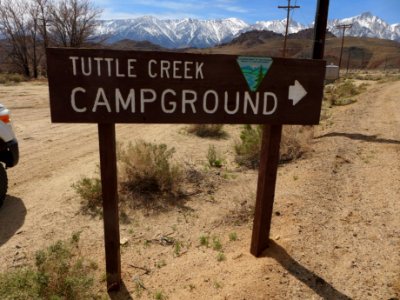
xmin=120 ymin=237 xmax=129 ymax=245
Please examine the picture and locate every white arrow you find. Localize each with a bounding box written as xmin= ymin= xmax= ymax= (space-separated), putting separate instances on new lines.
xmin=289 ymin=80 xmax=307 ymax=106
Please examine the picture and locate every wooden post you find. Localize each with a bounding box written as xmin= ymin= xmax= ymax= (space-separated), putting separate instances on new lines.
xmin=98 ymin=123 xmax=121 ymax=291
xmin=250 ymin=124 xmax=282 ymax=256
xmin=312 ymin=0 xmax=330 ymax=60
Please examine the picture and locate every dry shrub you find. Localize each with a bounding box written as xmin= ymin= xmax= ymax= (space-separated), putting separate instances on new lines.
xmin=187 ymin=124 xmax=226 ymax=138
xmin=224 ymin=198 xmax=255 ymax=226
xmin=325 ymin=79 xmax=367 ymax=106
xmin=73 ymin=142 xmax=220 ymax=213
xmin=207 ymin=144 xmax=224 ymax=168
xmin=0 ymin=73 xmax=25 ymax=84
xmin=0 ymin=234 xmax=98 ymax=299
xmin=119 ymin=140 xmax=183 ymax=206
xmin=235 ymin=125 xmax=313 ymax=168
xmin=280 ymin=125 xmax=314 ymax=163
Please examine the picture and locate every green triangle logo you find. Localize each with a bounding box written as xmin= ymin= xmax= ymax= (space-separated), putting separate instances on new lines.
xmin=237 ymin=57 xmax=273 ymax=92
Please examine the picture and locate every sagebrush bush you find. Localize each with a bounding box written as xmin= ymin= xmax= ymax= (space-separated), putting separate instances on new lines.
xmin=0 ymin=234 xmax=98 ymax=300
xmin=72 ymin=177 xmax=102 ymax=216
xmin=280 ymin=126 xmax=313 ymax=162
xmin=325 ymin=79 xmax=367 ymax=106
xmin=234 ymin=125 xmax=262 ymax=168
xmin=119 ymin=140 xmax=182 ymax=196
xmin=73 ymin=141 xmax=190 ymax=211
xmin=235 ymin=125 xmax=313 ymax=168
xmin=187 ymin=124 xmax=225 ymax=138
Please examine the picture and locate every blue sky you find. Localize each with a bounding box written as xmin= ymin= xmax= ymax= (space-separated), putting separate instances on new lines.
xmin=94 ymin=0 xmax=400 ymax=24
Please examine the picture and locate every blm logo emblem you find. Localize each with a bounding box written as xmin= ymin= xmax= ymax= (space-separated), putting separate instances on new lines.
xmin=237 ymin=57 xmax=273 ymax=92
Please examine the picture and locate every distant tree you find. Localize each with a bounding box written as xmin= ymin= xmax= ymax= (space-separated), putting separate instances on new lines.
xmin=29 ymin=2 xmax=43 ymax=78
xmin=48 ymin=0 xmax=102 ymax=47
xmin=0 ymin=0 xmax=33 ymax=77
xmin=35 ymin=0 xmax=51 ymax=49
xmin=0 ymin=0 xmax=102 ymax=77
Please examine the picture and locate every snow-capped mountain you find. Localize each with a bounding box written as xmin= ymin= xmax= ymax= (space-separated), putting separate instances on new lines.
xmin=327 ymin=12 xmax=399 ymax=41
xmin=96 ymin=16 xmax=248 ymax=48
xmin=247 ymin=19 xmax=307 ymax=35
xmin=95 ymin=12 xmax=400 ymax=48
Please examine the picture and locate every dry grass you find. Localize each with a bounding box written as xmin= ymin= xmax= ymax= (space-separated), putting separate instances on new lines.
xmin=224 ymin=198 xmax=255 ymax=226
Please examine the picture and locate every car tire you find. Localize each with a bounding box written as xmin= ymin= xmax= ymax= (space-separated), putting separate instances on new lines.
xmin=0 ymin=163 xmax=8 ymax=208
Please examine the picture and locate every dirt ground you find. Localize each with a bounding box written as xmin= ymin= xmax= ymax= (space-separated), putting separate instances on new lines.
xmin=0 ymin=75 xmax=399 ymax=299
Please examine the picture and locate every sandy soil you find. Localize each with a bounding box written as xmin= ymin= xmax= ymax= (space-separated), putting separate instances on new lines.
xmin=0 ymin=77 xmax=399 ymax=299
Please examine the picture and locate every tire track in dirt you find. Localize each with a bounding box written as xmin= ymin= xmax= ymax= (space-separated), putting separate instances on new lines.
xmin=274 ymin=81 xmax=400 ymax=299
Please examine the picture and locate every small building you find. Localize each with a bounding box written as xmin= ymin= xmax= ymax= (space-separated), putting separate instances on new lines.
xmin=325 ymin=63 xmax=339 ymax=81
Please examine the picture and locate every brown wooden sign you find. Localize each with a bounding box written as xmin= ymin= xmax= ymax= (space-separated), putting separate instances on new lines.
xmin=47 ymin=48 xmax=325 ymax=125
xmin=46 ymin=47 xmax=327 ymax=292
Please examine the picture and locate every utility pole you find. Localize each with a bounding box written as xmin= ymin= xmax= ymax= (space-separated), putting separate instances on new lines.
xmin=336 ymin=23 xmax=352 ymax=72
xmin=312 ymin=0 xmax=330 ymax=60
xmin=278 ymin=0 xmax=300 ymax=57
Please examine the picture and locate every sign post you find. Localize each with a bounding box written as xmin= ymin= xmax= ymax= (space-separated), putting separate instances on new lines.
xmin=46 ymin=48 xmax=325 ymax=289
xmin=98 ymin=123 xmax=121 ymax=290
xmin=250 ymin=124 xmax=282 ymax=256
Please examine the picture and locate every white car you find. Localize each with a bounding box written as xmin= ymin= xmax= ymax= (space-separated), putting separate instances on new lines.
xmin=0 ymin=104 xmax=19 ymax=207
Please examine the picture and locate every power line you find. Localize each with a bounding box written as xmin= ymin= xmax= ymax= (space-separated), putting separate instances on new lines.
xmin=278 ymin=0 xmax=300 ymax=57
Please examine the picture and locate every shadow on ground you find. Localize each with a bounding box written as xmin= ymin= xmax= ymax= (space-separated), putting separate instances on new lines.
xmin=262 ymin=240 xmax=352 ymax=300
xmin=108 ymin=280 xmax=133 ymax=300
xmin=0 ymin=195 xmax=26 ymax=247
xmin=317 ymin=132 xmax=400 ymax=145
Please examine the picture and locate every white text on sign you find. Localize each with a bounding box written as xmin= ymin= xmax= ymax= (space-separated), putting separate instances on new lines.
xmin=69 ymin=56 xmax=204 ymax=80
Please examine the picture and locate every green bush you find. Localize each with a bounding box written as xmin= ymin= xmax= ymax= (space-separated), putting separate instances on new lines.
xmin=234 ymin=125 xmax=262 ymax=168
xmin=119 ymin=140 xmax=182 ymax=196
xmin=0 ymin=234 xmax=98 ymax=300
xmin=187 ymin=124 xmax=225 ymax=138
xmin=0 ymin=269 xmax=38 ymax=300
xmin=234 ymin=125 xmax=312 ymax=167
xmin=229 ymin=232 xmax=238 ymax=241
xmin=72 ymin=177 xmax=102 ymax=216
xmin=216 ymin=252 xmax=226 ymax=262
xmin=199 ymin=235 xmax=210 ymax=247
xmin=212 ymin=237 xmax=222 ymax=251
xmin=326 ymin=80 xmax=367 ymax=106
xmin=207 ymin=145 xmax=224 ymax=168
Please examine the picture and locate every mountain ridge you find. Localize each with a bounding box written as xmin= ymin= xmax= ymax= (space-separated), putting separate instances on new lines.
xmin=96 ymin=12 xmax=400 ymax=49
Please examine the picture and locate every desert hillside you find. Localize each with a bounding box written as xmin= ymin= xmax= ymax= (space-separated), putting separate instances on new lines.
xmin=197 ymin=32 xmax=400 ymax=70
